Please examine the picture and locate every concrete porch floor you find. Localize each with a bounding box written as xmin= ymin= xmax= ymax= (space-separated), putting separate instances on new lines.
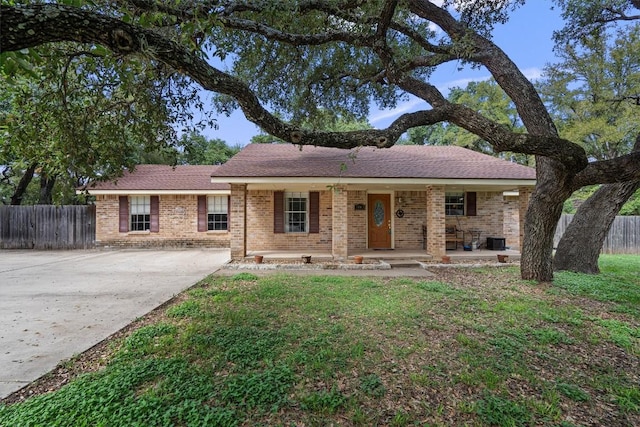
xmin=246 ymin=248 xmax=520 ymax=262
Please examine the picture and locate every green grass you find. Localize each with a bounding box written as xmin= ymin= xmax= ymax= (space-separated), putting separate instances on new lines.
xmin=1 ymin=255 xmax=638 ymax=426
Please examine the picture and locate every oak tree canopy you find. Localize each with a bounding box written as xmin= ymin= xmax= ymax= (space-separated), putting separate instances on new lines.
xmin=2 ymin=1 xmax=639 ymax=281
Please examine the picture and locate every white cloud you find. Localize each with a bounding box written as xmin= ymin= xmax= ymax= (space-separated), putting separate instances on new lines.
xmin=369 ymin=98 xmax=427 ymax=124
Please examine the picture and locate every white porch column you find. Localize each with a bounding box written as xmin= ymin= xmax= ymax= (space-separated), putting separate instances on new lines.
xmin=230 ymin=184 xmax=247 ymax=260
xmin=331 ymin=185 xmax=348 ymax=260
xmin=426 ymin=185 xmax=446 ymax=257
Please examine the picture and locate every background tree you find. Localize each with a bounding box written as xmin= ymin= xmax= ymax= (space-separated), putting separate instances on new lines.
xmin=540 ymin=16 xmax=640 ymax=273
xmin=178 ymin=131 xmax=240 ymax=165
xmin=0 ymin=42 xmax=210 ymax=205
xmin=3 ymin=1 xmax=640 ymax=281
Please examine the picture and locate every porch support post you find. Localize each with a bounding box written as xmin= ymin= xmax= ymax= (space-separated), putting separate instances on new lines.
xmin=331 ymin=185 xmax=348 ymax=260
xmin=426 ymin=185 xmax=446 ymax=257
xmin=230 ymin=183 xmax=247 ymax=260
xmin=518 ymin=186 xmax=532 ymax=251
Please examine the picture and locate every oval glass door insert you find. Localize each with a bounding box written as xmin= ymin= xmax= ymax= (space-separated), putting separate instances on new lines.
xmin=374 ymin=200 xmax=385 ymax=227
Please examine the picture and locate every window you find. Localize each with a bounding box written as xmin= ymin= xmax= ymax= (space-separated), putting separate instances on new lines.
xmin=130 ymin=195 xmax=150 ymax=231
xmin=274 ymin=191 xmax=319 ymax=234
xmin=119 ymin=195 xmax=158 ymax=232
xmin=445 ymin=192 xmax=465 ymax=216
xmin=207 ymin=196 xmax=228 ymax=231
xmin=285 ymin=192 xmax=308 ymax=233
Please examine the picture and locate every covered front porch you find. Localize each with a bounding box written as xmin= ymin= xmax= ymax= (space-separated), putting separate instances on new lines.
xmin=229 ymin=183 xmax=532 ymax=261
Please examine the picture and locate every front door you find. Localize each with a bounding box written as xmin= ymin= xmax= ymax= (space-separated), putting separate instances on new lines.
xmin=368 ymin=194 xmax=392 ymax=249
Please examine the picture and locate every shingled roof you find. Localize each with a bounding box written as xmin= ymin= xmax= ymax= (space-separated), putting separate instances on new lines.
xmin=212 ymin=144 xmax=536 ymax=180
xmin=88 ymin=165 xmax=229 ymax=192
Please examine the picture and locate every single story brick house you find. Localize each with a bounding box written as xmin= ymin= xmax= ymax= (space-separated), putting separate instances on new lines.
xmin=87 ymin=165 xmax=231 ymax=248
xmin=86 ymin=144 xmax=535 ymax=257
xmin=209 ymin=143 xmax=536 ymax=260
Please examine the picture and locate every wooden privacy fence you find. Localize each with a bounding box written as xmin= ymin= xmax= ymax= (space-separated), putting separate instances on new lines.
xmin=554 ymin=214 xmax=640 ymax=255
xmin=0 ymin=205 xmax=95 ymax=249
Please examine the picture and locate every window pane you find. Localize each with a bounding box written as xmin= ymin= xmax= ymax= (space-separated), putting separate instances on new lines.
xmin=208 ymin=196 xmax=227 ymax=214
xmin=208 ymin=213 xmax=228 ymax=231
xmin=445 ymin=192 xmax=464 ymax=216
xmin=129 ymin=196 xmax=150 ymax=230
xmin=130 ymin=214 xmax=150 ymax=231
xmin=285 ymin=192 xmax=308 ymax=233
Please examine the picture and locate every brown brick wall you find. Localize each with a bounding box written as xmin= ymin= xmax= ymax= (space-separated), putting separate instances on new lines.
xmin=394 ymin=191 xmax=427 ymax=249
xmin=449 ymin=192 xmax=505 ymax=248
xmin=347 ymin=191 xmax=367 ymax=251
xmin=426 ymin=186 xmax=446 ymax=256
xmin=95 ymin=194 xmax=230 ymax=248
xmin=503 ymin=195 xmax=520 ymax=250
xmin=436 ymin=191 xmax=524 ymax=250
xmin=332 ymin=186 xmax=348 ymax=259
xmin=230 ymin=184 xmax=247 ymax=258
xmin=245 ymin=190 xmax=333 ymax=252
xmin=96 ymin=188 xmax=525 ymax=252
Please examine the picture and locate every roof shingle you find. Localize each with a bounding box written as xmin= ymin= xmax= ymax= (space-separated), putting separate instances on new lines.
xmin=88 ymin=165 xmax=229 ymax=191
xmin=212 ymin=144 xmax=536 ymax=180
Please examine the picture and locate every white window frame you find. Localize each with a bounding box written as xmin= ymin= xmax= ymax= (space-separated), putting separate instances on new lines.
xmin=207 ymin=195 xmax=228 ymax=231
xmin=445 ymin=192 xmax=465 ymax=216
xmin=130 ymin=195 xmax=150 ymax=231
xmin=285 ymin=192 xmax=308 ymax=233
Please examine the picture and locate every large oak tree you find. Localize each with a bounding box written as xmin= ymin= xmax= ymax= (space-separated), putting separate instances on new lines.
xmin=2 ymin=1 xmax=640 ymax=281
xmin=540 ymin=22 xmax=640 ymax=273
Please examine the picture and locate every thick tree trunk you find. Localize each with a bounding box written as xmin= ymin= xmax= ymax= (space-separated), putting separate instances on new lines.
xmin=38 ymin=174 xmax=56 ymax=205
xmin=554 ymin=136 xmax=640 ymax=273
xmin=10 ymin=163 xmax=37 ymax=205
xmin=554 ymin=181 xmax=640 ymax=273
xmin=520 ymin=157 xmax=573 ymax=282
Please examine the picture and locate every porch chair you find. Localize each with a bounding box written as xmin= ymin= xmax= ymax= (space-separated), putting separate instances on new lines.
xmin=445 ymin=225 xmax=464 ymax=250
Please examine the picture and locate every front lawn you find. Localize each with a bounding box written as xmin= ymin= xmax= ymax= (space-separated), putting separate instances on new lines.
xmin=1 ymin=255 xmax=639 ymax=426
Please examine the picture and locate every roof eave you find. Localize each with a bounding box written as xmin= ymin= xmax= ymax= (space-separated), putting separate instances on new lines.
xmin=79 ymin=189 xmax=230 ymax=195
xmin=211 ymin=176 xmax=536 ymax=186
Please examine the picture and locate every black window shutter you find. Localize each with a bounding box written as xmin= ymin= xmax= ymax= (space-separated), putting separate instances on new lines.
xmin=197 ymin=195 xmax=207 ymax=232
xmin=466 ymin=192 xmax=477 ymax=216
xmin=119 ymin=196 xmax=129 ymax=232
xmin=274 ymin=191 xmax=284 ymax=233
xmin=150 ymin=196 xmax=160 ymax=232
xmin=309 ymin=191 xmax=319 ymax=233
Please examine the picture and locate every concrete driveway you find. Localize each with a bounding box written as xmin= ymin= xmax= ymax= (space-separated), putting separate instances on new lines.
xmin=0 ymin=249 xmax=230 ymax=399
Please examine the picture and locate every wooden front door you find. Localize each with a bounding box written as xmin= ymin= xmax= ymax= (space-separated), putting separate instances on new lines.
xmin=368 ymin=194 xmax=392 ymax=249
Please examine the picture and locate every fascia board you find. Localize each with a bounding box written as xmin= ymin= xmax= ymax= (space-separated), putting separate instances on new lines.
xmin=211 ymin=177 xmax=536 ymax=187
xmin=78 ymin=189 xmax=231 ymax=195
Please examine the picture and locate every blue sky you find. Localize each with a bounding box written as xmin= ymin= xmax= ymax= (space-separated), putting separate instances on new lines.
xmin=203 ymin=2 xmax=565 ymax=146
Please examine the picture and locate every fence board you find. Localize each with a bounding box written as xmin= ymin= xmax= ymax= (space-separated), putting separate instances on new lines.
xmin=554 ymin=214 xmax=640 ymax=254
xmin=0 ymin=205 xmax=95 ymax=249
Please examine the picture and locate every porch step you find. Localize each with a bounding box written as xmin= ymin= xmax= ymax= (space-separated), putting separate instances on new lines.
xmin=383 ymin=259 xmax=423 ymax=269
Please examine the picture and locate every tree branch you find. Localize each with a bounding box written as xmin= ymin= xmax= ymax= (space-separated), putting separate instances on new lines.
xmin=0 ymin=2 xmax=605 ymax=171
xmin=376 ymin=0 xmax=398 ymax=39
xmin=0 ymin=4 xmax=445 ymax=149
xmin=220 ymin=17 xmax=370 ymax=46
xmin=572 ymin=134 xmax=640 ymax=188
